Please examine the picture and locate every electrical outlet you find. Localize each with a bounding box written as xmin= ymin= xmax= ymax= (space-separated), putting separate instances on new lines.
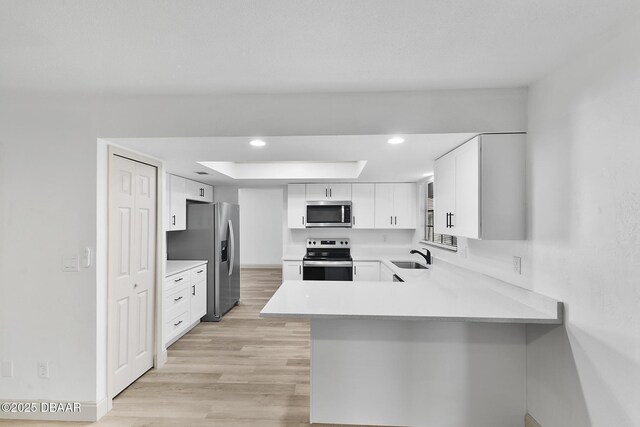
xmin=38 ymin=361 xmax=49 ymax=379
xmin=513 ymin=256 xmax=522 ymax=275
xmin=1 ymin=360 xmax=14 ymax=377
xmin=459 ymin=245 xmax=467 ymax=258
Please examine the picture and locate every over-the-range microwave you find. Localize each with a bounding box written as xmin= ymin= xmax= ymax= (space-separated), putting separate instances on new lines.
xmin=305 ymin=201 xmax=352 ymax=228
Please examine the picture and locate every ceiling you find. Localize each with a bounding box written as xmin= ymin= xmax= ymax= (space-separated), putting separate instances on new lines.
xmin=1 ymin=0 xmax=639 ymax=95
xmin=108 ymin=134 xmax=475 ymax=186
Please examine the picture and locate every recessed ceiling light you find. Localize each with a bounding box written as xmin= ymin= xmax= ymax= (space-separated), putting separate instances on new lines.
xmin=387 ymin=137 xmax=405 ymax=145
xmin=250 ymin=139 xmax=266 ymax=147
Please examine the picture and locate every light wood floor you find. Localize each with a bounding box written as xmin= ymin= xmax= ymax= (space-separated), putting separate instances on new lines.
xmin=2 ymin=268 xmax=368 ymax=427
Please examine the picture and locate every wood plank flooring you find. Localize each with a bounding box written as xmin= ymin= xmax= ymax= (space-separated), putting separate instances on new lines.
xmin=1 ymin=268 xmax=377 ymax=427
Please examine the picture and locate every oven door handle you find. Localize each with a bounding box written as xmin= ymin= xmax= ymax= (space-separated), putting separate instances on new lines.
xmin=303 ymin=260 xmax=354 ymax=267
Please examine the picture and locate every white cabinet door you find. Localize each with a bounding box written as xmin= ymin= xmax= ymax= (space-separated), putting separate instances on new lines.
xmin=351 ymin=183 xmax=375 ymax=229
xmin=168 ymin=175 xmax=186 ymax=231
xmin=190 ymin=278 xmax=207 ymax=323
xmin=353 ymin=261 xmax=380 ymax=281
xmin=282 ymin=261 xmax=303 ymax=280
xmin=392 ymin=183 xmax=417 ymax=229
xmin=433 ymin=152 xmax=456 ymax=235
xmin=190 ymin=265 xmax=207 ymax=323
xmin=380 ymin=263 xmax=395 ymax=282
xmin=374 ymin=183 xmax=395 ymax=228
xmin=186 ymin=180 xmax=214 ymax=203
xmin=328 ymin=184 xmax=351 ymax=200
xmin=201 ymin=184 xmax=214 ymax=203
xmin=305 ymin=184 xmax=328 ymax=200
xmin=287 ymin=184 xmax=306 ymax=229
xmin=305 ymin=183 xmax=351 ymax=200
xmin=453 ymin=138 xmax=480 ymax=238
xmin=374 ymin=183 xmax=416 ymax=229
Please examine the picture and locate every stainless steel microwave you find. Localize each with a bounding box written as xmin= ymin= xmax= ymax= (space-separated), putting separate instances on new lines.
xmin=306 ymin=201 xmax=352 ymax=228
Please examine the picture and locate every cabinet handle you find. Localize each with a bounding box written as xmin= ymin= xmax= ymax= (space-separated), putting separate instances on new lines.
xmin=298 ymin=265 xmax=301 ymax=275
xmin=173 ymin=296 xmax=183 ymax=302
xmin=330 ymin=188 xmax=332 ymax=197
xmin=172 ymin=215 xmax=176 ymax=225
xmin=174 ymin=320 xmax=183 ymax=327
xmin=197 ymin=269 xmax=204 ymax=273
xmin=450 ymin=213 xmax=454 ymax=228
xmin=446 ymin=213 xmax=450 ymax=228
xmin=302 ymin=216 xmax=305 ymax=225
xmin=394 ymin=216 xmax=397 ymax=225
xmin=390 ymin=216 xmax=393 ymax=225
xmin=354 ymin=265 xmax=357 ymax=275
xmin=325 ymin=188 xmax=328 ymax=197
xmin=353 ymin=215 xmax=355 ymax=225
xmin=174 ymin=277 xmax=183 ymax=282
xmin=192 ymin=285 xmax=196 ymax=296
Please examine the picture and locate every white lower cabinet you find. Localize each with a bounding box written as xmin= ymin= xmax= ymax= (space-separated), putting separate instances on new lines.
xmin=190 ymin=266 xmax=207 ymax=323
xmin=352 ymin=261 xmax=380 ymax=281
xmin=164 ymin=262 xmax=207 ymax=347
xmin=282 ymin=261 xmax=303 ymax=280
xmin=380 ymin=263 xmax=395 ymax=282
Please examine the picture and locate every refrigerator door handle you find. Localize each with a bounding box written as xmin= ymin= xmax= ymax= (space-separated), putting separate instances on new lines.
xmin=228 ymin=219 xmax=235 ymax=277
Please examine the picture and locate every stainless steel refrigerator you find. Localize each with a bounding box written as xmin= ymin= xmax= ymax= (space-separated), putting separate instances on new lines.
xmin=167 ymin=202 xmax=240 ymax=321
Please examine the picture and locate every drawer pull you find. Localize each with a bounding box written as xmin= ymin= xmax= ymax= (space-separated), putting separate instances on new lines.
xmin=196 ymin=270 xmax=204 ymax=273
xmin=174 ymin=320 xmax=183 ymax=327
xmin=174 ymin=277 xmax=183 ymax=282
xmin=192 ymin=285 xmax=196 ymax=296
xmin=173 ymin=296 xmax=183 ymax=302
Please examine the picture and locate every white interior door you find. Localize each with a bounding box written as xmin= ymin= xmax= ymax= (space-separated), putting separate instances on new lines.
xmin=109 ymin=155 xmax=157 ymax=398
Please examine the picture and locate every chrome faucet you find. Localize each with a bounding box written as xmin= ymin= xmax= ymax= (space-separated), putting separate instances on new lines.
xmin=410 ymin=248 xmax=432 ymax=265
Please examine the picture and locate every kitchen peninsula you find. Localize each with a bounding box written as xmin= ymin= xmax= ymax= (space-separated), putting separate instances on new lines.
xmin=261 ymin=258 xmax=563 ymax=427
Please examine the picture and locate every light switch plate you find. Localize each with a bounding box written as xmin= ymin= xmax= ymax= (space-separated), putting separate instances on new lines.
xmin=62 ymin=255 xmax=79 ymax=272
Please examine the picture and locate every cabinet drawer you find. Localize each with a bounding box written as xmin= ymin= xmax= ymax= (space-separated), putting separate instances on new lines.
xmin=164 ymin=285 xmax=190 ymax=314
xmin=164 ymin=310 xmax=189 ymax=341
xmin=191 ymin=265 xmax=207 ymax=283
xmin=165 ymin=270 xmax=191 ymax=292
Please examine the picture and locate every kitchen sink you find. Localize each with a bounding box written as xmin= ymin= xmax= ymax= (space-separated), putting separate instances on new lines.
xmin=391 ymin=261 xmax=428 ymax=269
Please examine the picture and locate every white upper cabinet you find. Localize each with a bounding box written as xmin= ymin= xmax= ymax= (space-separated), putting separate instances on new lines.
xmin=351 ymin=183 xmax=375 ymax=228
xmin=168 ymin=174 xmax=187 ymax=231
xmin=374 ymin=183 xmax=417 ymax=229
xmin=305 ymin=183 xmax=351 ymax=201
xmin=167 ymin=175 xmax=214 ymax=231
xmin=287 ymin=184 xmax=306 ymax=229
xmin=433 ymin=133 xmax=526 ymax=240
xmin=186 ymin=179 xmax=213 ymax=203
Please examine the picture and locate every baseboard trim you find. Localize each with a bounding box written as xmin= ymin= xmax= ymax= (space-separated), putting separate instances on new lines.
xmin=0 ymin=398 xmax=108 ymax=422
xmin=241 ymin=264 xmax=281 ymax=269
xmin=525 ymin=413 xmax=543 ymax=427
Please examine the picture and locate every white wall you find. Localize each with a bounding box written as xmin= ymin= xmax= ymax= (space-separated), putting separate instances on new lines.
xmin=0 ymin=88 xmax=526 ymax=414
xmin=239 ymin=188 xmax=283 ymax=266
xmin=525 ymin=20 xmax=640 ymax=427
xmin=411 ymin=20 xmax=640 ymax=427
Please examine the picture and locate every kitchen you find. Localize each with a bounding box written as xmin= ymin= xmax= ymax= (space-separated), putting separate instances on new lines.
xmin=1 ymin=2 xmax=640 ymax=427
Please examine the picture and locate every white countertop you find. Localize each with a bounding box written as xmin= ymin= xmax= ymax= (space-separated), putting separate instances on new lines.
xmin=165 ymin=260 xmax=208 ymax=277
xmin=261 ymin=258 xmax=562 ymax=324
